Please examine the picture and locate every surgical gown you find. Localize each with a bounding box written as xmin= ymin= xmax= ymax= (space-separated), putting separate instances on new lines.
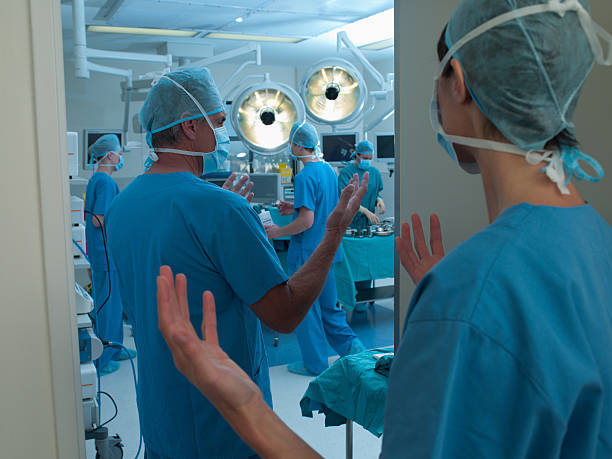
xmin=382 ymin=203 xmax=612 ymax=458
xmin=289 ymin=161 xmax=356 ymax=375
xmin=338 ymin=163 xmax=383 ymax=229
xmin=84 ymin=172 xmax=122 ymax=368
xmin=105 ymin=172 xmax=288 ymax=459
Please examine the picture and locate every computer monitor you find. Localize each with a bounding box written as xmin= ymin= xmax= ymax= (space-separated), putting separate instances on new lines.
xmin=248 ymin=173 xmax=282 ymax=204
xmin=320 ymin=133 xmax=357 ymax=164
xmin=375 ymin=133 xmax=395 ymax=163
xmin=83 ymin=129 xmax=123 ymax=168
xmin=205 ymin=173 xmax=281 ymax=204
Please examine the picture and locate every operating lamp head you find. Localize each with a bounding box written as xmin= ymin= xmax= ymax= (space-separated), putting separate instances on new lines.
xmin=300 ymin=58 xmax=367 ymax=125
xmin=230 ymin=81 xmax=305 ymax=156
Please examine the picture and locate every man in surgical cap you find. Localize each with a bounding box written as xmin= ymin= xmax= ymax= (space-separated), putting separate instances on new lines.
xmin=104 ymin=68 xmax=368 ymax=459
xmin=153 ymin=1 xmax=612 ymax=458
xmin=338 ymin=140 xmax=385 ymax=229
xmin=84 ymin=134 xmax=134 ymax=375
xmin=266 ymin=121 xmax=365 ymax=376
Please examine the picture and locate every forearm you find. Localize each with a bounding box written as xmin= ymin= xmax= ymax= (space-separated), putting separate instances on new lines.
xmin=225 ymin=396 xmax=321 ymax=459
xmin=359 ymin=206 xmax=368 ymax=215
xmin=276 ymin=217 xmax=312 ymax=238
xmin=252 ymin=228 xmax=343 ymax=333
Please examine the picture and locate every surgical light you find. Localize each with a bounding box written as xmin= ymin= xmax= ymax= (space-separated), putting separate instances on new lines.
xmin=300 ymin=58 xmax=367 ymax=125
xmin=86 ymin=25 xmax=198 ymax=37
xmin=231 ymin=81 xmax=305 ymax=156
xmin=235 ymin=17 xmax=244 ymax=23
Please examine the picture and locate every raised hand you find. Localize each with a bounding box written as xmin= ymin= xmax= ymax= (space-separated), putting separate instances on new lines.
xmin=396 ymin=214 xmax=445 ymax=285
xmin=326 ymin=173 xmax=369 ymax=234
xmin=157 ymin=266 xmax=262 ymax=412
xmin=222 ymin=172 xmax=255 ymax=203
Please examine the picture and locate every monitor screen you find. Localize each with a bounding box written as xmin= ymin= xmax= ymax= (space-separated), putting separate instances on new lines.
xmin=84 ymin=130 xmax=123 ymax=168
xmin=206 ymin=174 xmax=281 ymax=204
xmin=376 ymin=134 xmax=395 ymax=160
xmin=321 ymin=133 xmax=356 ymax=163
xmin=249 ymin=173 xmax=281 ymax=204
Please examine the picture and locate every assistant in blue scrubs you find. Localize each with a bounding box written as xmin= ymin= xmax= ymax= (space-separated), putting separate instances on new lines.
xmin=84 ymin=134 xmax=124 ymax=373
xmin=267 ymin=122 xmax=363 ymax=376
xmin=106 ymin=173 xmax=287 ymax=458
xmin=338 ymin=140 xmax=384 ymax=230
xmin=382 ymin=203 xmax=612 ymax=458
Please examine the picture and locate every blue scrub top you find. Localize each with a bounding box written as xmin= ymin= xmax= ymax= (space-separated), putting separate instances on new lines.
xmin=288 ymin=161 xmax=342 ymax=265
xmin=382 ymin=203 xmax=612 ymax=458
xmin=338 ymin=163 xmax=383 ymax=229
xmin=85 ymin=172 xmax=119 ymax=271
xmin=105 ymin=172 xmax=288 ymax=459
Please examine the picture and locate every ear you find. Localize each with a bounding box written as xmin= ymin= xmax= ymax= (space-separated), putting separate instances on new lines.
xmin=180 ymin=118 xmax=199 ymax=141
xmin=449 ymin=59 xmax=471 ymax=104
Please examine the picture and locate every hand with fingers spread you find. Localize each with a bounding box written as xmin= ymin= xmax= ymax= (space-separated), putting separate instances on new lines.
xmin=157 ymin=266 xmax=262 ymax=412
xmin=326 ymin=172 xmax=369 ymax=234
xmin=396 ymin=214 xmax=445 ymax=285
xmin=222 ymin=172 xmax=255 ymax=203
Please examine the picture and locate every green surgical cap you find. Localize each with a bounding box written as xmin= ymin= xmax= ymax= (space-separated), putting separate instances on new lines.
xmin=139 ymin=67 xmax=224 ymax=135
xmin=289 ymin=122 xmax=319 ymax=149
xmin=447 ymin=0 xmax=594 ymax=150
xmin=356 ymin=140 xmax=374 ymax=154
xmin=89 ymin=134 xmax=121 ymax=158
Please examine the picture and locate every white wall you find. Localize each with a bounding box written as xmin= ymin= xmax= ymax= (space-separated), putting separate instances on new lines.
xmin=1 ymin=1 xmax=83 ymax=458
xmin=394 ymin=0 xmax=612 ymax=338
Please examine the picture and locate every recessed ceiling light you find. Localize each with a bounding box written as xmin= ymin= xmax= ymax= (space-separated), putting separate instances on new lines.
xmin=235 ymin=17 xmax=244 ymax=23
xmin=236 ymin=152 xmax=248 ymax=158
xmin=359 ymin=37 xmax=394 ymax=51
xmin=205 ymin=32 xmax=305 ymax=43
xmin=86 ymin=25 xmax=198 ymax=37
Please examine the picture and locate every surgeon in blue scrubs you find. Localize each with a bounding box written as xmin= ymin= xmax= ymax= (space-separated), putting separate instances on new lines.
xmin=105 ymin=68 xmax=368 ymax=459
xmin=338 ymin=140 xmax=385 ymax=229
xmin=84 ymin=134 xmax=133 ymax=375
xmin=265 ymin=121 xmax=365 ymax=376
xmin=153 ymin=1 xmax=612 ymax=458
xmin=338 ymin=139 xmax=386 ymax=311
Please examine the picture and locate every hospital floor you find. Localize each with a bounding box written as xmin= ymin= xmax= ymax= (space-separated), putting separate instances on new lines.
xmin=87 ymin=297 xmax=393 ymax=458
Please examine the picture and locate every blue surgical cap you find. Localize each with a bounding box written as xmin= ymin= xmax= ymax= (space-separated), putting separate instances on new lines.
xmin=356 ymin=140 xmax=374 ymax=155
xmin=139 ymin=67 xmax=224 ymax=135
xmin=289 ymin=122 xmax=319 ymax=149
xmin=446 ymin=0 xmax=594 ymax=150
xmin=89 ymin=134 xmax=121 ymax=158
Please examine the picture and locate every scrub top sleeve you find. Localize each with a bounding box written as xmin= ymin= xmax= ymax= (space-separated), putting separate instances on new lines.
xmin=375 ymin=168 xmax=383 ymax=194
xmin=92 ymin=178 xmax=118 ymax=215
xmin=381 ymin=320 xmax=562 ymax=459
xmin=293 ymin=173 xmax=316 ymax=212
xmin=208 ymin=201 xmax=288 ymax=305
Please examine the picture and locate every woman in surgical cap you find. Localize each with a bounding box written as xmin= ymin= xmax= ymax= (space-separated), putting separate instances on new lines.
xmin=84 ymin=134 xmax=135 ymax=375
xmin=155 ymin=1 xmax=612 ymax=457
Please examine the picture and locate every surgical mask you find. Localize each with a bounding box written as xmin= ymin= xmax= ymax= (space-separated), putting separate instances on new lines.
xmin=146 ymin=75 xmax=229 ymax=172
xmin=204 ymin=126 xmax=230 ymax=172
xmin=115 ymin=154 xmax=124 ymax=171
xmin=431 ymin=0 xmax=608 ymax=194
xmin=358 ymin=159 xmax=371 ymax=169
